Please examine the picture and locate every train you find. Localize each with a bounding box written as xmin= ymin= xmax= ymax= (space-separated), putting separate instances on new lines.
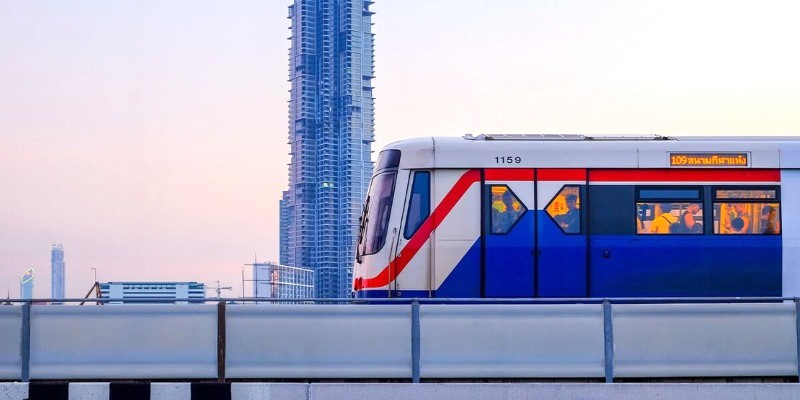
xmin=352 ymin=134 xmax=800 ymax=299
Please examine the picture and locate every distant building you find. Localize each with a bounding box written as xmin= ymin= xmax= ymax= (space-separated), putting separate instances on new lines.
xmin=98 ymin=282 xmax=205 ymax=304
xmin=20 ymin=268 xmax=34 ymax=300
xmin=51 ymin=243 xmax=65 ymax=302
xmin=280 ymin=0 xmax=375 ymax=298
xmin=252 ymin=262 xmax=314 ymax=300
xmin=279 ymin=192 xmax=289 ymax=266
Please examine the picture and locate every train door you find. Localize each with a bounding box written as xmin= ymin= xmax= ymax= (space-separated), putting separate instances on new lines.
xmin=392 ymin=170 xmax=432 ymax=297
xmin=483 ymin=169 xmax=535 ymax=297
xmin=432 ymin=169 xmax=482 ymax=297
xmin=536 ymin=170 xmax=588 ymax=297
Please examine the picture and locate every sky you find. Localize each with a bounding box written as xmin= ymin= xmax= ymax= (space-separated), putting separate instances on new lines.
xmin=1 ymin=0 xmax=799 ymax=298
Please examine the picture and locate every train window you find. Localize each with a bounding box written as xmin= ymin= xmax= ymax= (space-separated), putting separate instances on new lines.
xmin=715 ymin=189 xmax=777 ymax=200
xmin=712 ymin=186 xmax=781 ymax=235
xmin=635 ymin=187 xmax=704 ymax=234
xmin=714 ymin=203 xmax=780 ymax=235
xmin=639 ymin=188 xmax=701 ymax=200
xmin=375 ymin=149 xmax=401 ymax=171
xmin=637 ymin=202 xmax=704 ymax=234
xmin=546 ymin=186 xmax=581 ymax=234
xmin=403 ymin=171 xmax=431 ymax=239
xmin=489 ymin=185 xmax=527 ymax=234
xmin=361 ymin=172 xmax=398 ymax=255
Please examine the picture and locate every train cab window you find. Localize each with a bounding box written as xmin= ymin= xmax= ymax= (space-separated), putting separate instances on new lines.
xmin=360 ymin=172 xmax=398 ymax=255
xmin=489 ymin=185 xmax=526 ymax=234
xmin=713 ymin=188 xmax=780 ymax=235
xmin=636 ymin=187 xmax=703 ymax=234
xmin=403 ymin=171 xmax=431 ymax=239
xmin=546 ymin=186 xmax=581 ymax=234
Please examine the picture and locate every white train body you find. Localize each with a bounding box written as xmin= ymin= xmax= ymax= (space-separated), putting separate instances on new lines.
xmin=353 ymin=135 xmax=800 ymax=299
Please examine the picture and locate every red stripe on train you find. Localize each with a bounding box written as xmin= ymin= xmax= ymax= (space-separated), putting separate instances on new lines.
xmin=485 ymin=169 xmax=534 ymax=181
xmin=591 ymin=169 xmax=780 ymax=182
xmin=538 ymin=169 xmax=587 ymax=181
xmin=485 ymin=169 xmax=590 ymax=181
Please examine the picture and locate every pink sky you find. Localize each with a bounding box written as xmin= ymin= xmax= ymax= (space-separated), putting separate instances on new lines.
xmin=1 ymin=0 xmax=799 ymax=298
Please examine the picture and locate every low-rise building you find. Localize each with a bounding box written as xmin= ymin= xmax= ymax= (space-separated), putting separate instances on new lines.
xmin=99 ymin=282 xmax=205 ymax=304
xmin=251 ymin=262 xmax=314 ymax=300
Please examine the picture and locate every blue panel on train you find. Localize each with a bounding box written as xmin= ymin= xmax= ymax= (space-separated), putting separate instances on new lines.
xmin=537 ymin=210 xmax=587 ymax=297
xmin=590 ymin=235 xmax=782 ymax=297
xmin=355 ymin=290 xmax=431 ymax=299
xmin=354 ymin=289 xmax=386 ymax=299
xmin=484 ymin=213 xmax=535 ymax=297
xmin=436 ymin=239 xmax=481 ymax=298
xmin=390 ymin=290 xmax=432 ymax=298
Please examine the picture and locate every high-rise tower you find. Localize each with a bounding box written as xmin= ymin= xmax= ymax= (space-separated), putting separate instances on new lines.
xmin=281 ymin=0 xmax=375 ymax=298
xmin=20 ymin=268 xmax=34 ymax=300
xmin=279 ymin=191 xmax=290 ymax=266
xmin=51 ymin=243 xmax=65 ymax=301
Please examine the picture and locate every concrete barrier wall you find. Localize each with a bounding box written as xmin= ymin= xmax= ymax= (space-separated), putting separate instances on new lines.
xmin=614 ymin=303 xmax=799 ymax=377
xmin=3 ymin=383 xmax=800 ymax=400
xmin=226 ymin=305 xmax=412 ymax=379
xmin=420 ymin=304 xmax=605 ymax=378
xmin=29 ymin=305 xmax=217 ymax=380
xmin=0 ymin=306 xmax=21 ymax=380
xmin=0 ymin=302 xmax=798 ymax=381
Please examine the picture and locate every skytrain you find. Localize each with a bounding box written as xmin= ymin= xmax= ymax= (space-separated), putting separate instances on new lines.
xmin=353 ymin=134 xmax=800 ymax=299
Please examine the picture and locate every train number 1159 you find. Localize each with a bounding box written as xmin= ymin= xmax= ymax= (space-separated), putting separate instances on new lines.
xmin=495 ymin=156 xmax=522 ymax=164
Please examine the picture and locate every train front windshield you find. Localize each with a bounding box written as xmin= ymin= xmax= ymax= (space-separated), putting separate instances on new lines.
xmin=358 ymin=172 xmax=397 ymax=257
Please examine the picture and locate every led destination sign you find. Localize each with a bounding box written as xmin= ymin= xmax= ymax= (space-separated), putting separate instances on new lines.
xmin=669 ymin=153 xmax=749 ymax=167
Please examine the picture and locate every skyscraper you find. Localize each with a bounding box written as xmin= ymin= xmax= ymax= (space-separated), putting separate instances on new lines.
xmin=280 ymin=0 xmax=375 ymax=298
xmin=51 ymin=243 xmax=65 ymax=301
xmin=20 ymin=268 xmax=34 ymax=300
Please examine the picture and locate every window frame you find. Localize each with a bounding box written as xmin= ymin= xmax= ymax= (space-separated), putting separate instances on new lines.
xmin=634 ymin=186 xmax=706 ymax=235
xmin=544 ymin=185 xmax=583 ymax=235
xmin=403 ymin=170 xmax=431 ymax=240
xmin=486 ymin=184 xmax=528 ymax=235
xmin=361 ymin=171 xmax=398 ymax=256
xmin=711 ymin=185 xmax=781 ymax=236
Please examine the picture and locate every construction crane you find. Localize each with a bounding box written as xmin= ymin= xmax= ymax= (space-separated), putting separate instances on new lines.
xmin=208 ymin=281 xmax=232 ymax=299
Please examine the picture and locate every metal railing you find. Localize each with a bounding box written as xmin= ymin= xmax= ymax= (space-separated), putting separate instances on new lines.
xmin=1 ymin=296 xmax=799 ymax=383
